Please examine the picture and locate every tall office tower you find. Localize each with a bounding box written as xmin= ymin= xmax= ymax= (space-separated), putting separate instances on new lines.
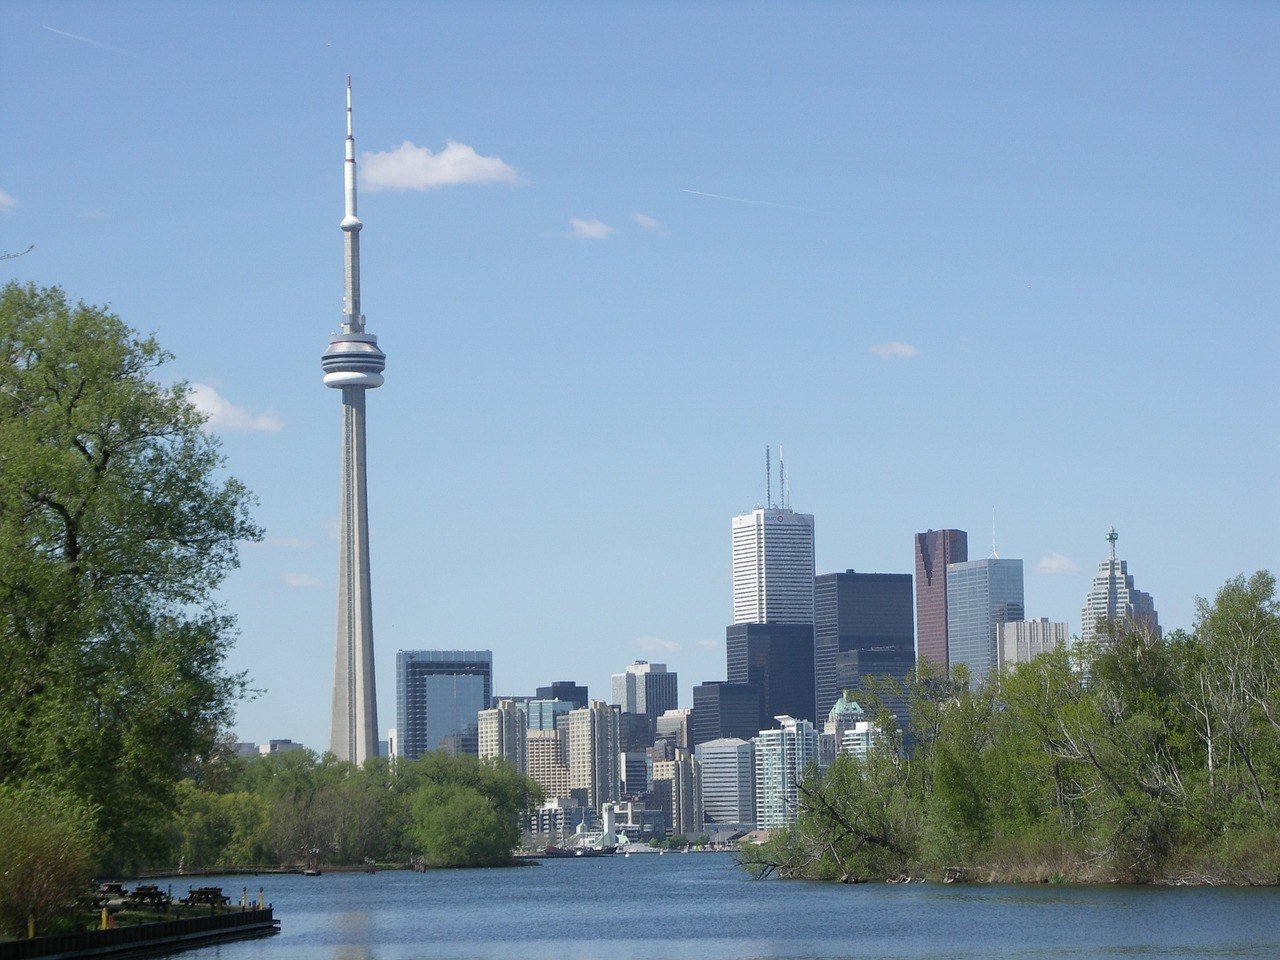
xmin=526 ymin=699 xmax=574 ymax=732
xmin=813 ymin=571 xmax=915 ymax=719
xmin=618 ymin=711 xmax=655 ymax=752
xmin=395 ymin=650 xmax=493 ymax=759
xmin=914 ymin=529 xmax=968 ymax=672
xmin=324 ymin=79 xmax=388 ymax=766
xmin=478 ymin=699 xmax=527 ymax=774
xmin=619 ymin=750 xmax=649 ymax=795
xmin=691 ymin=681 xmax=761 ymax=746
xmin=567 ymin=700 xmax=620 ymax=810
xmin=536 ymin=681 xmax=589 ymax=710
xmin=695 ymin=738 xmax=755 ymax=828
xmin=610 ymin=661 xmax=679 ymax=720
xmin=732 ymin=508 xmax=816 ymax=624
xmin=526 ymin=728 xmax=570 ymax=800
xmin=999 ymin=619 xmax=1072 ymax=667
xmin=946 ymin=558 xmax=1024 ymax=685
xmin=655 ymin=708 xmax=693 ymax=749
xmin=1080 ymin=527 xmax=1161 ymax=645
xmin=652 ymin=750 xmax=703 ymax=838
xmin=753 ymin=715 xmax=819 ymax=829
xmin=726 ymin=622 xmax=816 ymax=725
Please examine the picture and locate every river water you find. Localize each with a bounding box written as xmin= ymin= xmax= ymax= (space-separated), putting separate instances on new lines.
xmin=177 ymin=852 xmax=1280 ymax=960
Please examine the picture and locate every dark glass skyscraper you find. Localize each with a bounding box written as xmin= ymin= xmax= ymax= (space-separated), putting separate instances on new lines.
xmin=914 ymin=529 xmax=968 ymax=672
xmin=535 ymin=681 xmax=588 ymax=710
xmin=691 ymin=681 xmax=762 ymax=745
xmin=396 ymin=650 xmax=493 ymax=760
xmin=814 ymin=571 xmax=915 ymax=719
xmin=725 ymin=623 xmax=816 ymax=726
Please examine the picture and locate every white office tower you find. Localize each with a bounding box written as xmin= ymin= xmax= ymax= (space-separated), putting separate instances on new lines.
xmin=568 ymin=700 xmax=621 ymax=810
xmin=610 ymin=661 xmax=679 ymax=719
xmin=653 ymin=750 xmax=704 ymax=838
xmin=753 ymin=716 xmax=819 ymax=829
xmin=732 ymin=508 xmax=816 ymax=624
xmin=656 ymin=708 xmax=693 ymax=749
xmin=999 ymin=619 xmax=1072 ymax=667
xmin=695 ymin=738 xmax=755 ymax=828
xmin=1080 ymin=527 xmax=1161 ymax=645
xmin=324 ymin=78 xmax=387 ymax=765
xmin=478 ymin=699 xmax=528 ymax=774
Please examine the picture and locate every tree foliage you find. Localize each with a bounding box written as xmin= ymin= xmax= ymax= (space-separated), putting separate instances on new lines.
xmin=0 ymin=282 xmax=260 ymax=869
xmin=746 ymin=571 xmax=1280 ymax=885
xmin=0 ymin=783 xmax=98 ymax=937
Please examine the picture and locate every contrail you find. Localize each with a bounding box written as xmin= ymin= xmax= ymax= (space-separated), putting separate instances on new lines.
xmin=680 ymin=188 xmax=808 ymax=211
xmin=42 ymin=26 xmax=124 ymax=53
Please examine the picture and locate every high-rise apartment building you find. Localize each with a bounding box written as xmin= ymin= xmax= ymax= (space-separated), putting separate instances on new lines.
xmin=567 ymin=700 xmax=620 ymax=810
xmin=914 ymin=529 xmax=968 ymax=672
xmin=526 ymin=728 xmax=570 ymax=800
xmin=754 ymin=715 xmax=819 ymax=829
xmin=610 ymin=661 xmax=679 ymax=720
xmin=998 ymin=618 xmax=1071 ymax=667
xmin=691 ymin=681 xmax=761 ymax=746
xmin=813 ymin=571 xmax=915 ymax=719
xmin=395 ymin=650 xmax=492 ymax=760
xmin=535 ymin=681 xmax=589 ymax=710
xmin=1080 ymin=528 xmax=1160 ymax=645
xmin=478 ymin=699 xmax=527 ymax=774
xmin=732 ymin=508 xmax=816 ymax=625
xmin=946 ymin=559 xmax=1024 ymax=685
xmin=726 ymin=622 xmax=816 ymax=725
xmin=695 ymin=738 xmax=755 ymax=828
xmin=652 ymin=750 xmax=703 ymax=838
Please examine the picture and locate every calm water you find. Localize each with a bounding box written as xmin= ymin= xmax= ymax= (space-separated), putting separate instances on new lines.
xmin=176 ymin=853 xmax=1280 ymax=960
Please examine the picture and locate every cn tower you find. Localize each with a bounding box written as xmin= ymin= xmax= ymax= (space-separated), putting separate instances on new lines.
xmin=322 ymin=77 xmax=384 ymax=765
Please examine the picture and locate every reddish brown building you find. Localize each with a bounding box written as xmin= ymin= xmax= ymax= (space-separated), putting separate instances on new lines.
xmin=914 ymin=529 xmax=968 ymax=671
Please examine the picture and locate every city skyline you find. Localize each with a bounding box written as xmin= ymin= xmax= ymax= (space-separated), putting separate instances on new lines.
xmin=5 ymin=4 xmax=1275 ymax=750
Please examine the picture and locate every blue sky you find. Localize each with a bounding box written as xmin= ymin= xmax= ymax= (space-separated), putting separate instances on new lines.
xmin=4 ymin=2 xmax=1277 ymax=750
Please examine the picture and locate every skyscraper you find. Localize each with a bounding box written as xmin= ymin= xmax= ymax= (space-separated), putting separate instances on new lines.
xmin=726 ymin=622 xmax=816 ymax=725
xmin=1080 ymin=527 xmax=1161 ymax=645
xmin=395 ymin=650 xmax=493 ymax=759
xmin=610 ymin=661 xmax=679 ymax=720
xmin=324 ymin=79 xmax=387 ymax=765
xmin=813 ymin=571 xmax=915 ymax=719
xmin=652 ymin=750 xmax=703 ymax=838
xmin=914 ymin=529 xmax=968 ymax=672
xmin=695 ymin=738 xmax=755 ymax=828
xmin=536 ymin=681 xmax=589 ymax=710
xmin=478 ymin=699 xmax=527 ymax=774
xmin=567 ymin=700 xmax=620 ymax=810
xmin=691 ymin=681 xmax=762 ymax=746
xmin=526 ymin=698 xmax=574 ymax=732
xmin=998 ymin=619 xmax=1071 ymax=667
xmin=526 ymin=728 xmax=570 ymax=800
xmin=946 ymin=558 xmax=1024 ymax=685
xmin=754 ymin=715 xmax=819 ymax=829
xmin=732 ymin=508 xmax=816 ymax=624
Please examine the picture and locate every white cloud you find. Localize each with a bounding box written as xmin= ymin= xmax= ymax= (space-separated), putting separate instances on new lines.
xmin=635 ymin=635 xmax=680 ymax=654
xmin=190 ymin=383 xmax=284 ymax=433
xmin=360 ymin=140 xmax=519 ymax=192
xmin=869 ymin=341 xmax=921 ymax=360
xmin=632 ymin=212 xmax=668 ymax=235
xmin=281 ymin=572 xmax=323 ymax=589
xmin=696 ymin=639 xmax=720 ymax=650
xmin=1037 ymin=552 xmax=1081 ymax=575
xmin=0 ymin=188 xmax=16 ymax=212
xmin=569 ymin=218 xmax=616 ymax=240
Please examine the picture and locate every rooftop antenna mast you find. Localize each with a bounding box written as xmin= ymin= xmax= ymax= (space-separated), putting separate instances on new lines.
xmin=779 ymin=445 xmax=788 ymax=510
xmin=991 ymin=507 xmax=999 ymax=559
xmin=1107 ymin=525 xmax=1118 ymax=563
xmin=765 ymin=445 xmax=772 ymax=509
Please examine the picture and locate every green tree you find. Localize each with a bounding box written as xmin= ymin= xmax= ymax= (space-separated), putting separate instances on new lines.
xmin=0 ymin=783 xmax=98 ymax=937
xmin=0 ymin=282 xmax=260 ymax=869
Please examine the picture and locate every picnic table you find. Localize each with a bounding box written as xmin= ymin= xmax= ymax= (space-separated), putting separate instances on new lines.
xmin=182 ymin=886 xmax=230 ymax=908
xmin=126 ymin=884 xmax=171 ymax=909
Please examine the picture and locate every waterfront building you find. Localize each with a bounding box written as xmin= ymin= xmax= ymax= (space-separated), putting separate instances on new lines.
xmin=325 ymin=79 xmax=388 ymax=766
xmin=726 ymin=622 xmax=816 ymax=725
xmin=611 ymin=661 xmax=679 ymax=720
xmin=814 ymin=570 xmax=915 ymax=719
xmin=732 ymin=508 xmax=816 ymax=625
xmin=568 ymin=700 xmax=620 ymax=810
xmin=395 ymin=650 xmax=492 ymax=759
xmin=946 ymin=559 xmax=1024 ymax=685
xmin=527 ymin=728 xmax=570 ymax=799
xmin=1080 ymin=527 xmax=1161 ymax=645
xmin=526 ymin=698 xmax=574 ymax=732
xmin=999 ymin=618 xmax=1072 ymax=667
xmin=526 ymin=797 xmax=594 ymax=847
xmin=691 ymin=681 xmax=761 ymax=746
xmin=655 ymin=708 xmax=693 ymax=749
xmin=604 ymin=800 xmax=665 ymax=841
xmin=258 ymin=739 xmax=306 ymax=756
xmin=754 ymin=716 xmax=819 ymax=829
xmin=478 ymin=699 xmax=527 ymax=774
xmin=652 ymin=749 xmax=703 ymax=838
xmin=914 ymin=529 xmax=968 ymax=672
xmin=536 ymin=681 xmax=589 ymax=710
xmin=695 ymin=737 xmax=755 ymax=828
